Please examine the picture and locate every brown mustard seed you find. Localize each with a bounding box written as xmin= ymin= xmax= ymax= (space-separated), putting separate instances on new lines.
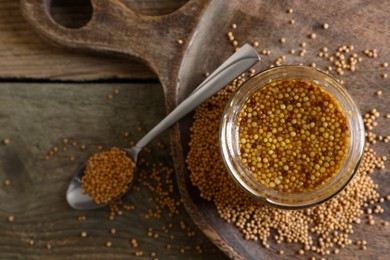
xmin=80 ymin=231 xmax=88 ymax=238
xmin=81 ymin=147 xmax=135 ymax=204
xmin=2 ymin=138 xmax=10 ymax=145
xmin=105 ymin=241 xmax=112 ymax=247
xmin=237 ymin=79 xmax=349 ymax=193
xmin=78 ymin=215 xmax=86 ymax=221
xmin=177 ymin=39 xmax=183 ymax=45
xmin=3 ymin=179 xmax=11 ymax=186
xmin=287 ymin=8 xmax=293 ymax=13
xmin=28 ymin=239 xmax=35 ymax=246
xmin=107 ymin=94 xmax=113 ymax=100
xmin=110 ymin=228 xmax=116 ymax=235
xmin=309 ymin=33 xmax=317 ymax=39
xmin=7 ymin=215 xmax=15 ymax=222
xmin=376 ymin=90 xmax=383 ymax=96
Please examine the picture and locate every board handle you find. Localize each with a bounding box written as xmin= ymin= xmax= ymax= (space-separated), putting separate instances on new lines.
xmin=20 ymin=0 xmax=207 ymax=75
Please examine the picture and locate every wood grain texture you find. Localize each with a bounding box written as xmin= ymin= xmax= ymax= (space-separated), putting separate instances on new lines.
xmin=14 ymin=0 xmax=390 ymax=259
xmin=0 ymin=0 xmax=173 ymax=80
xmin=0 ymin=83 xmax=226 ymax=259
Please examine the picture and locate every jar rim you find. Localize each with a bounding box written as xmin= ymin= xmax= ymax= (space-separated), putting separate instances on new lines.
xmin=219 ymin=65 xmax=365 ymax=209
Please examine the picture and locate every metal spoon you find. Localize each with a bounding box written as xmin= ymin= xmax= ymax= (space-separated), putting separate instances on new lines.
xmin=66 ymin=44 xmax=260 ymax=210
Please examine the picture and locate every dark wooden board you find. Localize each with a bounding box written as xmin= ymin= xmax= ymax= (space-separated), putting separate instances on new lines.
xmin=17 ymin=0 xmax=390 ymax=259
xmin=173 ymin=1 xmax=390 ymax=259
xmin=0 ymin=83 xmax=226 ymax=259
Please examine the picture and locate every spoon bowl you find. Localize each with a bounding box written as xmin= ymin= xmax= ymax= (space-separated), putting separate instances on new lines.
xmin=66 ymin=44 xmax=260 ymax=210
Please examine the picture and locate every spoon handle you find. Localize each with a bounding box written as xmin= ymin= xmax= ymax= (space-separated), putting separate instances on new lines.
xmin=135 ymin=44 xmax=260 ymax=151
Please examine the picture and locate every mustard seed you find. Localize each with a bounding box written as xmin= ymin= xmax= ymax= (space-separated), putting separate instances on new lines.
xmin=177 ymin=39 xmax=183 ymax=45
xmin=81 ymin=147 xmax=135 ymax=204
xmin=383 ymin=62 xmax=389 ymax=68
xmin=237 ymin=79 xmax=349 ymax=193
xmin=287 ymin=8 xmax=293 ymax=13
xmin=130 ymin=238 xmax=138 ymax=248
xmin=78 ymin=216 xmax=86 ymax=221
xmin=105 ymin=241 xmax=112 ymax=247
xmin=110 ymin=228 xmax=116 ymax=235
xmin=28 ymin=239 xmax=35 ymax=246
xmin=188 ymin=70 xmax=384 ymax=258
xmin=3 ymin=179 xmax=11 ymax=186
xmin=376 ymin=90 xmax=382 ymax=96
xmin=107 ymin=94 xmax=113 ymax=100
xmin=322 ymin=23 xmax=329 ymax=29
xmin=309 ymin=33 xmax=317 ymax=39
xmin=289 ymin=19 xmax=295 ymax=25
xmin=2 ymin=138 xmax=10 ymax=145
xmin=232 ymin=23 xmax=237 ymax=29
xmin=46 ymin=243 xmax=52 ymax=250
xmin=7 ymin=215 xmax=15 ymax=222
xmin=114 ymin=88 xmax=120 ymax=95
xmin=80 ymin=231 xmax=87 ymax=238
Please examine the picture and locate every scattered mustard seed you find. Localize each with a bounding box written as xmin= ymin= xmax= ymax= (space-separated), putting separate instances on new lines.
xmin=105 ymin=241 xmax=112 ymax=248
xmin=309 ymin=33 xmax=317 ymax=39
xmin=7 ymin=215 xmax=15 ymax=223
xmin=3 ymin=179 xmax=11 ymax=186
xmin=287 ymin=8 xmax=293 ymax=13
xmin=2 ymin=138 xmax=10 ymax=145
xmin=177 ymin=39 xmax=183 ymax=45
xmin=107 ymin=94 xmax=113 ymax=100
xmin=376 ymin=90 xmax=383 ymax=96
xmin=323 ymin=23 xmax=329 ymax=29
xmin=80 ymin=231 xmax=88 ymax=238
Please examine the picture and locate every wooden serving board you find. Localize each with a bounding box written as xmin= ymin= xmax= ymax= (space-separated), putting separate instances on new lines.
xmin=20 ymin=0 xmax=390 ymax=259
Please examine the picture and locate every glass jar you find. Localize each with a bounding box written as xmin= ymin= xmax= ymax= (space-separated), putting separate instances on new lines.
xmin=219 ymin=66 xmax=365 ymax=209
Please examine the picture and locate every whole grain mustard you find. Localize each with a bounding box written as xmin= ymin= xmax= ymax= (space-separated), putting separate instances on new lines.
xmin=237 ymin=79 xmax=350 ymax=193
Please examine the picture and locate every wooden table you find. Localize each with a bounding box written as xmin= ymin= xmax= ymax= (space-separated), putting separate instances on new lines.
xmin=0 ymin=0 xmax=227 ymax=259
